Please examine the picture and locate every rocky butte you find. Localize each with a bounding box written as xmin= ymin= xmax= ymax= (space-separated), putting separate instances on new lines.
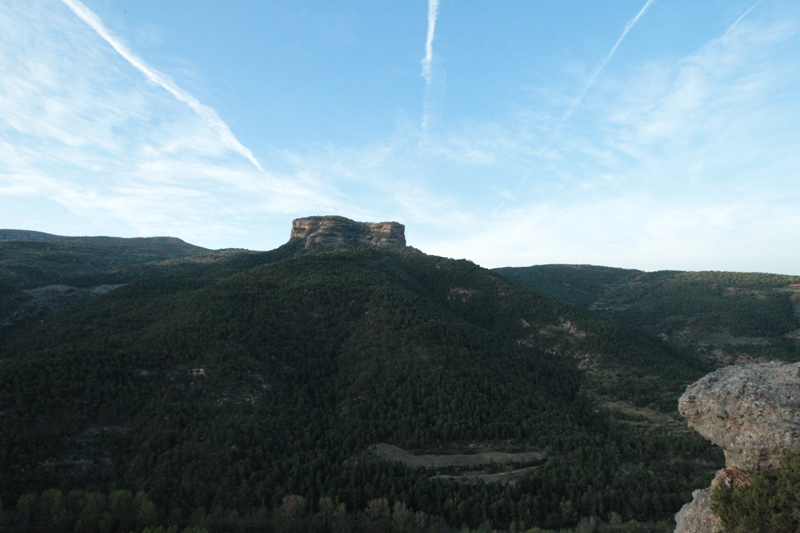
xmin=290 ymin=215 xmax=406 ymax=249
xmin=674 ymin=361 xmax=800 ymax=532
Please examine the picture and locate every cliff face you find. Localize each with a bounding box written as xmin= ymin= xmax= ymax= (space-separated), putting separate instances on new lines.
xmin=679 ymin=362 xmax=800 ymax=472
xmin=674 ymin=362 xmax=800 ymax=532
xmin=290 ymin=216 xmax=406 ymax=249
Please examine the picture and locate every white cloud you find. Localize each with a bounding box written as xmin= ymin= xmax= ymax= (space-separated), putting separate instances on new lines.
xmin=421 ymin=0 xmax=440 ymax=86
xmin=563 ymin=0 xmax=656 ymax=120
xmin=397 ymin=6 xmax=800 ymax=274
xmin=59 ymin=0 xmax=265 ymax=173
xmin=1 ymin=1 xmax=798 ymax=273
xmin=261 ymin=5 xmax=800 ymax=274
xmin=0 ymin=0 xmax=338 ymax=247
xmin=726 ymin=1 xmax=763 ymax=36
xmin=421 ymin=0 xmax=443 ymax=133
xmin=418 ymin=196 xmax=798 ymax=274
xmin=596 ymin=11 xmax=800 ymax=196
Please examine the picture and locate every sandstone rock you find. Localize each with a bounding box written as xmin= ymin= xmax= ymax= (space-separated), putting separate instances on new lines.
xmin=674 ymin=488 xmax=721 ymax=533
xmin=678 ymin=361 xmax=800 ymax=471
xmin=291 ymin=216 xmax=406 ymax=249
xmin=674 ymin=361 xmax=800 ymax=532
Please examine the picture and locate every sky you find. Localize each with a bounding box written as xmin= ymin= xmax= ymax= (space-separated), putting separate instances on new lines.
xmin=1 ymin=0 xmax=799 ymax=274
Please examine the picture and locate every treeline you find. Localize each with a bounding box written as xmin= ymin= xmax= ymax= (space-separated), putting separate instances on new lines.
xmin=1 ymin=487 xmax=684 ymax=533
xmin=0 ymin=487 xmax=443 ymax=532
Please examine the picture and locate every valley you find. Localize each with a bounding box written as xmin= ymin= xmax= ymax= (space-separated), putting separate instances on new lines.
xmin=1 ymin=218 xmax=796 ymax=532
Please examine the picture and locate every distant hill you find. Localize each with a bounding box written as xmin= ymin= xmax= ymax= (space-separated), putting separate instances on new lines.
xmin=0 ymin=229 xmax=212 ymax=289
xmin=495 ymin=265 xmax=800 ymax=366
xmin=0 ymin=230 xmax=263 ymax=331
xmin=0 ymin=229 xmax=64 ymax=241
xmin=0 ymin=223 xmax=720 ymax=531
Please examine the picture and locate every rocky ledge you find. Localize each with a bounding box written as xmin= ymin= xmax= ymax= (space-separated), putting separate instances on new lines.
xmin=290 ymin=216 xmax=406 ymax=249
xmin=674 ymin=361 xmax=800 ymax=532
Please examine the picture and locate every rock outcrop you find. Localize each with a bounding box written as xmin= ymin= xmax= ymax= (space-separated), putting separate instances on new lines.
xmin=291 ymin=216 xmax=406 ymax=249
xmin=679 ymin=362 xmax=800 ymax=471
xmin=674 ymin=487 xmax=721 ymax=533
xmin=674 ymin=362 xmax=800 ymax=532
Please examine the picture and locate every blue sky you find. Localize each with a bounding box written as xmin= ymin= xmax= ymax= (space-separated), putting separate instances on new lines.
xmin=1 ymin=0 xmax=799 ymax=273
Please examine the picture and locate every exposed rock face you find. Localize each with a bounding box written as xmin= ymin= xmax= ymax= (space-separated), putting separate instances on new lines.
xmin=291 ymin=216 xmax=406 ymax=249
xmin=674 ymin=488 xmax=721 ymax=533
xmin=674 ymin=362 xmax=800 ymax=532
xmin=679 ymin=362 xmax=800 ymax=471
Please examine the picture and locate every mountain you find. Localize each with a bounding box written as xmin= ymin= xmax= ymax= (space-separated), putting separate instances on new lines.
xmin=0 ymin=220 xmax=720 ymax=532
xmin=494 ymin=265 xmax=800 ymax=367
xmin=0 ymin=230 xmax=264 ymax=331
xmin=291 ymin=215 xmax=406 ymax=248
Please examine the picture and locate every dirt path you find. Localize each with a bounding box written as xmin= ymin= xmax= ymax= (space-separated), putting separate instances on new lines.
xmin=433 ymin=466 xmax=540 ymax=484
xmin=373 ymin=443 xmax=544 ymax=485
xmin=373 ymin=443 xmax=543 ymax=468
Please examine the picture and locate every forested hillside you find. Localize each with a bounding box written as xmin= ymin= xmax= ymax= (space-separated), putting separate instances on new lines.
xmin=0 ymin=235 xmax=720 ymax=531
xmin=0 ymin=231 xmax=261 ymax=331
xmin=495 ymin=265 xmax=800 ymax=366
xmin=0 ymin=231 xmax=211 ymax=288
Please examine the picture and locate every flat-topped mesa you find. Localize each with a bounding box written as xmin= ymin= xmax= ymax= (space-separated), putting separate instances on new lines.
xmin=290 ymin=216 xmax=406 ymax=249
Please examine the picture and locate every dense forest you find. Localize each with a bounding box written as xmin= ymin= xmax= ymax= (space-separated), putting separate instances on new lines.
xmin=0 ymin=233 xmax=739 ymax=531
xmin=495 ymin=265 xmax=800 ymax=365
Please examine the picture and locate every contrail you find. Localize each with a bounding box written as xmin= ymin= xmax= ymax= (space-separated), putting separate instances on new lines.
xmin=563 ymin=0 xmax=655 ymax=120
xmin=725 ymin=1 xmax=762 ymax=36
xmin=421 ymin=0 xmax=440 ymax=132
xmin=421 ymin=0 xmax=440 ymax=86
xmin=60 ymin=0 xmax=264 ymax=173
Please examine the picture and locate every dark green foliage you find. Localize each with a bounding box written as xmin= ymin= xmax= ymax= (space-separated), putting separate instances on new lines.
xmin=0 ymin=242 xmax=722 ymax=530
xmin=711 ymin=455 xmax=800 ymax=532
xmin=0 ymin=232 xmax=211 ymax=289
xmin=1 ymin=488 xmax=165 ymax=533
xmin=606 ymin=271 xmax=799 ymax=338
xmin=0 ymin=282 xmax=30 ymax=318
xmin=0 ymin=233 xmax=292 ymax=335
xmin=494 ymin=265 xmax=644 ymax=308
xmin=496 ymin=265 xmax=800 ymax=364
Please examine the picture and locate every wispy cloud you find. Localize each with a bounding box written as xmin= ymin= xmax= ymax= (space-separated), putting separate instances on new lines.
xmin=59 ymin=0 xmax=264 ymax=172
xmin=421 ymin=0 xmax=441 ymax=132
xmin=563 ymin=0 xmax=655 ymax=120
xmin=0 ymin=0 xmax=344 ymax=247
xmin=421 ymin=0 xmax=440 ymax=86
xmin=425 ymin=195 xmax=800 ymax=273
xmin=401 ymin=5 xmax=800 ymax=274
xmin=725 ymin=1 xmax=762 ymax=36
xmin=2 ymin=1 xmax=799 ymax=273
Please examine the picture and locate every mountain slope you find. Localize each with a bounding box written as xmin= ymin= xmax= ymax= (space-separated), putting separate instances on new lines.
xmin=0 ymin=230 xmax=212 ymax=288
xmin=0 ymin=238 xmax=719 ymax=531
xmin=495 ymin=265 xmax=800 ymax=366
xmin=0 ymin=230 xmax=262 ymax=331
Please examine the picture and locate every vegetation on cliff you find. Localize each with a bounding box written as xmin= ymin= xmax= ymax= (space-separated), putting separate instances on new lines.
xmin=710 ymin=454 xmax=800 ymax=533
